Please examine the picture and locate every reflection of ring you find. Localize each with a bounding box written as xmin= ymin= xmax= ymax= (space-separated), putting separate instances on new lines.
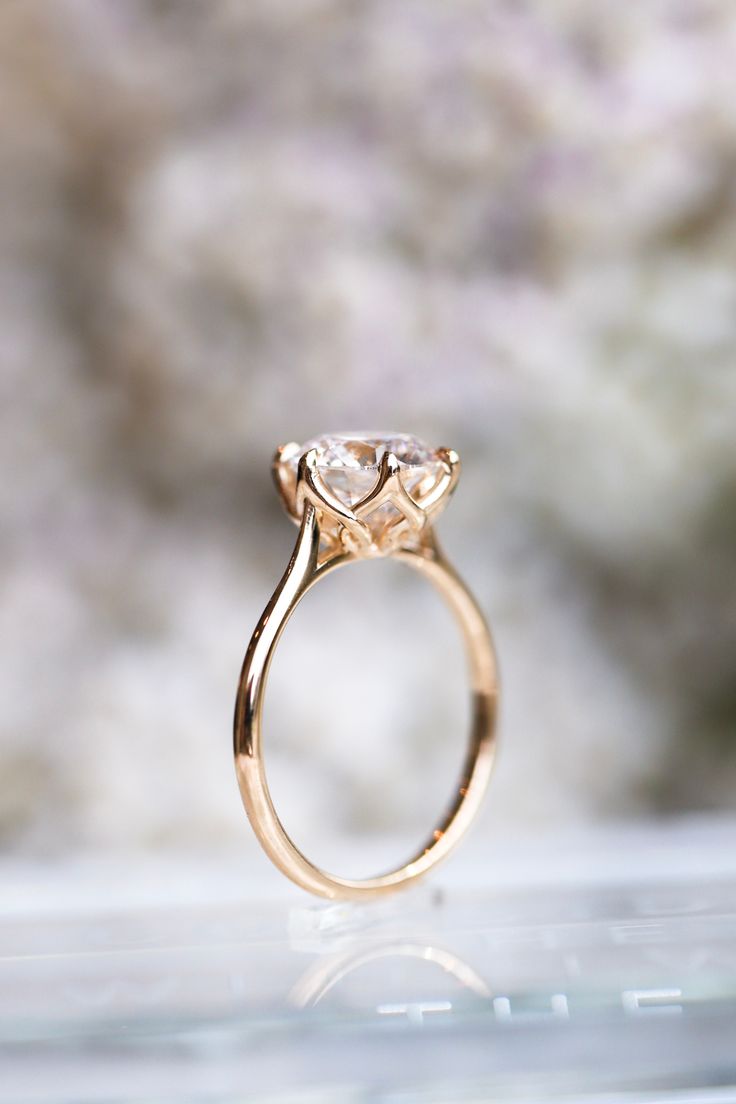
xmin=234 ymin=432 xmax=499 ymax=900
xmin=289 ymin=939 xmax=491 ymax=1009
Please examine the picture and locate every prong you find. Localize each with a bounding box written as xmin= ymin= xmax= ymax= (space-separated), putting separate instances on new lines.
xmin=353 ymin=451 xmax=425 ymax=532
xmin=272 ymin=441 xmax=302 ymax=518
xmin=384 ymin=452 xmax=399 ymax=479
xmin=274 ymin=441 xmax=302 ymax=465
xmin=385 ymin=452 xmax=426 ymax=530
xmin=296 ymin=449 xmax=371 ymax=548
xmin=351 ymin=449 xmax=394 ymax=515
xmin=415 ymin=446 xmax=461 ymax=519
xmin=437 ymin=447 xmax=461 ymax=484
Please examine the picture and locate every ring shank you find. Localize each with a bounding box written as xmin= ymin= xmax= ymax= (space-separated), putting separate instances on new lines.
xmin=234 ymin=504 xmax=498 ymax=899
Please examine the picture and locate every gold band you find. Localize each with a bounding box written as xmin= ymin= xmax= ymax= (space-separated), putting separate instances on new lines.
xmin=233 ymin=489 xmax=498 ymax=900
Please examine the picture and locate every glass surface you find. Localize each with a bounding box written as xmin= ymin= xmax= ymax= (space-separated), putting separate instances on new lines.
xmin=2 ymin=821 xmax=736 ymax=1103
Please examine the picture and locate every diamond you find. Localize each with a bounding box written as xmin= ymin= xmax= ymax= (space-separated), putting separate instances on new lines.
xmin=288 ymin=431 xmax=443 ymax=540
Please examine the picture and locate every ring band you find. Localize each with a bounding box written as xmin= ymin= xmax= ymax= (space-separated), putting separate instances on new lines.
xmin=234 ymin=433 xmax=498 ymax=899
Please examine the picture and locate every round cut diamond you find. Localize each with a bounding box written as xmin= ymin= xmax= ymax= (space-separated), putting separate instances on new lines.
xmin=297 ymin=431 xmax=439 ymax=503
xmin=288 ymin=431 xmax=442 ymax=540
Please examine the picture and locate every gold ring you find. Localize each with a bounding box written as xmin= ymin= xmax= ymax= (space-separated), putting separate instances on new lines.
xmin=233 ymin=432 xmax=499 ymax=899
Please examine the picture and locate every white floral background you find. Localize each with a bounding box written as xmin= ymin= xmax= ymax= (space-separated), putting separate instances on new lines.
xmin=1 ymin=0 xmax=735 ymax=869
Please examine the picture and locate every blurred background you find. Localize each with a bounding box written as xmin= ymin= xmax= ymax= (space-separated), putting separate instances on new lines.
xmin=2 ymin=0 xmax=735 ymax=873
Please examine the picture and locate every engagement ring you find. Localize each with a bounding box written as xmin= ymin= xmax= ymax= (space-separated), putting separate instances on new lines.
xmin=234 ymin=432 xmax=498 ymax=899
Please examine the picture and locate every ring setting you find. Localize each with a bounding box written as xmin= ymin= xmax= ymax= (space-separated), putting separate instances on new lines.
xmin=234 ymin=431 xmax=498 ymax=899
xmin=273 ymin=432 xmax=460 ymax=560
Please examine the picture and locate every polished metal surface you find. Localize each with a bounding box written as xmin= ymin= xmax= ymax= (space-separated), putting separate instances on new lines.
xmin=234 ymin=439 xmax=498 ymax=898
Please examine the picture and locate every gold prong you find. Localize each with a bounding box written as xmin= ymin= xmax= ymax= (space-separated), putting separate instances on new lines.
xmin=383 ymin=452 xmax=425 ymax=530
xmin=274 ymin=441 xmax=302 ymax=465
xmin=437 ymin=446 xmax=461 ymax=491
xmin=384 ymin=451 xmax=401 ymax=478
xmin=296 ymin=449 xmax=371 ymax=549
xmin=353 ymin=451 xmax=426 ymax=535
xmin=351 ymin=449 xmax=393 ymax=514
xmin=272 ymin=441 xmax=302 ymax=518
xmin=415 ymin=446 xmax=461 ymax=520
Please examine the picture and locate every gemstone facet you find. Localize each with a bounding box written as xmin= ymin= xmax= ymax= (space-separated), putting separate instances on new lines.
xmin=286 ymin=431 xmax=443 ymax=543
xmin=295 ymin=431 xmax=439 ymax=502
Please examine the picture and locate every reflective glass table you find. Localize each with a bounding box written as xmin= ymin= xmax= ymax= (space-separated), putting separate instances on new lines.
xmin=2 ymin=819 xmax=735 ymax=1103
